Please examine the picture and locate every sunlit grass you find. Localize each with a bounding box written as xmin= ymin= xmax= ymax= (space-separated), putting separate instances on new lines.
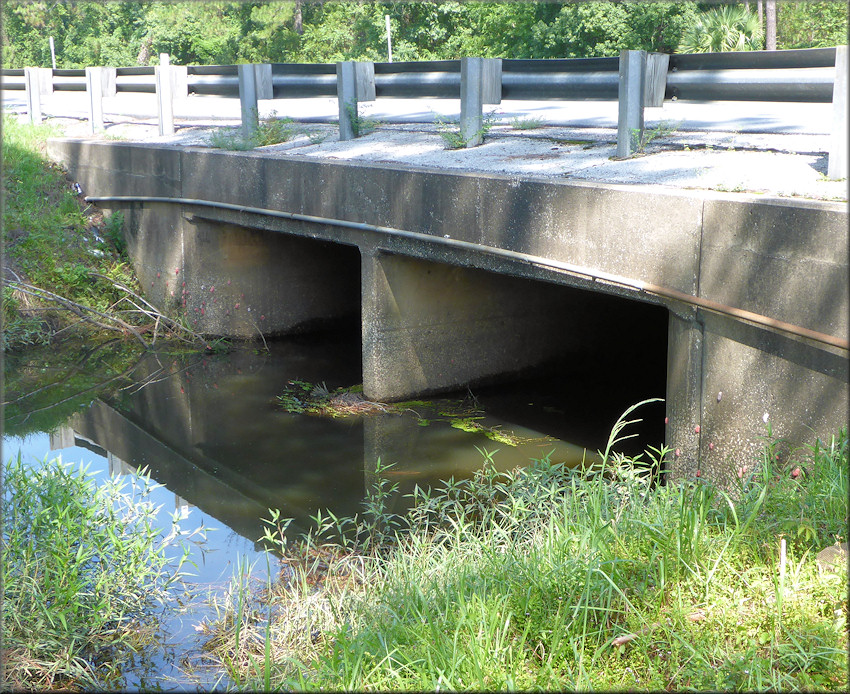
xmin=1 ymin=454 xmax=198 ymax=690
xmin=207 ymin=112 xmax=299 ymax=150
xmin=2 ymin=114 xmax=141 ymax=349
xmin=203 ymin=407 xmax=848 ymax=691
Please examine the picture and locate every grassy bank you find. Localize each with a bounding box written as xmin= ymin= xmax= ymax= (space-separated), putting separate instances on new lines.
xmin=1 ymin=454 xmax=195 ymax=690
xmin=204 ymin=409 xmax=848 ymax=691
xmin=1 ymin=115 xmax=199 ymax=350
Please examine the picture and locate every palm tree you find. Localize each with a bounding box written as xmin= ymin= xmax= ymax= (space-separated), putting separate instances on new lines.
xmin=678 ymin=4 xmax=763 ymax=53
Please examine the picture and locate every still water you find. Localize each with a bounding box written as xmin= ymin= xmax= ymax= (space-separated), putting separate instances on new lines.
xmin=3 ymin=327 xmax=664 ymax=689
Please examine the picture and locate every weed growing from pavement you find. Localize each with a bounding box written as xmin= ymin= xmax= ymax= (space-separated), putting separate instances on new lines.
xmin=434 ymin=110 xmax=499 ymax=149
xmin=629 ymin=119 xmax=681 ymax=155
xmin=343 ymin=103 xmax=382 ymax=137
xmin=510 ymin=115 xmax=545 ymax=130
xmin=208 ymin=111 xmax=298 ymax=150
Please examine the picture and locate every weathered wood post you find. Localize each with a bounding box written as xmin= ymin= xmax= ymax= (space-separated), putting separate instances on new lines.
xmin=617 ymin=51 xmax=670 ymax=158
xmin=828 ymin=44 xmax=847 ymax=180
xmin=460 ymin=57 xmax=501 ymax=148
xmin=24 ymin=67 xmax=43 ymax=124
xmin=37 ymin=67 xmax=54 ymax=97
xmin=644 ymin=52 xmax=669 ymax=109
xmin=337 ymin=61 xmax=376 ymax=141
xmin=238 ymin=63 xmax=273 ymax=139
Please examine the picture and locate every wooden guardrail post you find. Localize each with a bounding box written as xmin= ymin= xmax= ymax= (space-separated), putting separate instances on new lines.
xmin=617 ymin=50 xmax=647 ymax=158
xmin=24 ymin=68 xmax=43 ymax=124
xmin=238 ymin=63 xmax=273 ymax=138
xmin=828 ymin=44 xmax=847 ymax=180
xmin=37 ymin=67 xmax=54 ymax=96
xmin=460 ymin=57 xmax=502 ymax=147
xmin=337 ymin=61 xmax=376 ymax=140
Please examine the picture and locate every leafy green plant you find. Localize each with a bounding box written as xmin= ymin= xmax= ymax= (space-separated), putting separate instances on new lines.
xmin=434 ymin=110 xmax=498 ymax=149
xmin=344 ymin=102 xmax=382 ymax=137
xmin=101 ymin=211 xmax=126 ymax=255
xmin=1 ymin=454 xmax=197 ymax=690
xmin=208 ymin=112 xmax=298 ymax=150
xmin=307 ymin=130 xmax=330 ymax=145
xmin=510 ymin=115 xmax=544 ymax=130
xmin=207 ymin=128 xmax=257 ymax=151
xmin=254 ymin=112 xmax=297 ymax=146
xmin=628 ymin=119 xmax=680 ymax=156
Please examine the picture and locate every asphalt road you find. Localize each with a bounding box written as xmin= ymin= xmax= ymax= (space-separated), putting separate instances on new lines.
xmin=2 ymin=89 xmax=834 ymax=135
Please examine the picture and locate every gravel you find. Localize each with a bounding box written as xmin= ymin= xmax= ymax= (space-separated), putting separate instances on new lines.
xmin=41 ymin=113 xmax=848 ymax=202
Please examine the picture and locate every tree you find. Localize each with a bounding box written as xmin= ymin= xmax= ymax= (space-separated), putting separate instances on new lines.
xmin=777 ymin=1 xmax=848 ymax=49
xmin=679 ymin=4 xmax=763 ymax=53
xmin=765 ymin=0 xmax=777 ymax=50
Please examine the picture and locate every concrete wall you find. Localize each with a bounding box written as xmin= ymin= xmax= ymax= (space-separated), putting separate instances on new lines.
xmin=47 ymin=139 xmax=848 ymax=481
xmin=124 ymin=202 xmax=360 ymax=337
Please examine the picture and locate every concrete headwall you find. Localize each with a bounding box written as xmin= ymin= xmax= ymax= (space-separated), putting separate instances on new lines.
xmin=47 ymin=139 xmax=848 ymax=482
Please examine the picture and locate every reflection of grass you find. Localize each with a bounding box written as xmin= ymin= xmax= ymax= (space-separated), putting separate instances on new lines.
xmin=204 ymin=404 xmax=848 ymax=692
xmin=2 ymin=341 xmax=143 ymax=438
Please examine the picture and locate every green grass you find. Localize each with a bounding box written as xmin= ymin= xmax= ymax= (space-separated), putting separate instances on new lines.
xmin=208 ymin=112 xmax=299 ymax=150
xmin=1 ymin=454 xmax=197 ymax=690
xmin=511 ymin=115 xmax=545 ymax=130
xmin=2 ymin=114 xmax=143 ymax=349
xmin=203 ymin=404 xmax=848 ymax=691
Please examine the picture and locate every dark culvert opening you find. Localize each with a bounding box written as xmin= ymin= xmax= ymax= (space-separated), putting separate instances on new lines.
xmin=467 ymin=280 xmax=669 ymax=462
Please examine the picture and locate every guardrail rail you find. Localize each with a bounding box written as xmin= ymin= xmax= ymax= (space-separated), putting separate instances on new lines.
xmin=3 ymin=45 xmax=846 ymax=176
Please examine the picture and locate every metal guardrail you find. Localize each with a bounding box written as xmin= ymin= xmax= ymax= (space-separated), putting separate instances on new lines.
xmin=667 ymin=47 xmax=837 ymax=103
xmin=2 ymin=46 xmax=846 ymax=175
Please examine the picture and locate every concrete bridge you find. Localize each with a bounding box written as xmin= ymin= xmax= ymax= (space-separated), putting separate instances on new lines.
xmin=47 ymin=139 xmax=848 ymax=483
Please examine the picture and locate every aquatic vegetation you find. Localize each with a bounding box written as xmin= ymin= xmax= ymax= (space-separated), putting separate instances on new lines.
xmin=1 ymin=454 xmax=198 ymax=691
xmin=277 ymin=380 xmax=528 ymax=444
xmin=203 ymin=408 xmax=848 ymax=691
xmin=277 ymin=380 xmax=389 ymax=417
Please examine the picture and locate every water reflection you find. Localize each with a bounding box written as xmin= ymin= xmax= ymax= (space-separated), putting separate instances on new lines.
xmin=31 ymin=329 xmax=630 ymax=546
xmin=5 ymin=329 xmax=662 ymax=690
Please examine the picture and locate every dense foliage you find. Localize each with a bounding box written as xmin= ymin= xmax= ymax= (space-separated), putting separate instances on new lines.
xmin=679 ymin=3 xmax=764 ymax=53
xmin=2 ymin=1 xmax=846 ymax=68
xmin=1 ymin=455 xmax=191 ymax=690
